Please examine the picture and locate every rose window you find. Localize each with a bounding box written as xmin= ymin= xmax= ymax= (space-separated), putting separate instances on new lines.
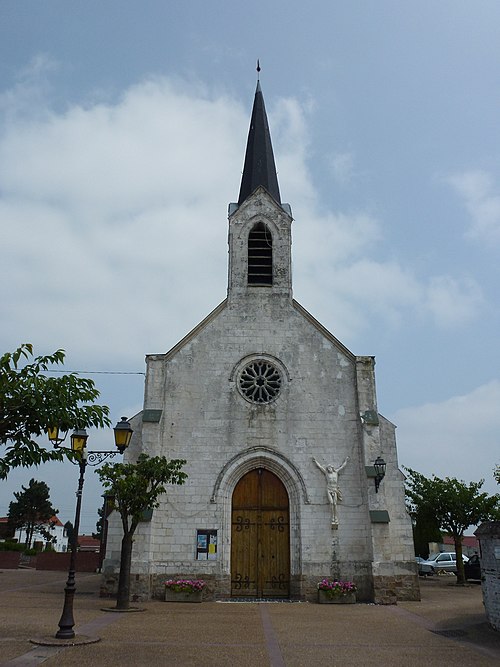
xmin=238 ymin=360 xmax=282 ymax=404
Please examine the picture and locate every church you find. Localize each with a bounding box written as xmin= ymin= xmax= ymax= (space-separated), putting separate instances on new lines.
xmin=103 ymin=80 xmax=419 ymax=604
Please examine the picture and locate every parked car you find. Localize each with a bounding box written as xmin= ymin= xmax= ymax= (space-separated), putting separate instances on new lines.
xmin=463 ymin=554 xmax=481 ymax=581
xmin=418 ymin=552 xmax=468 ymax=575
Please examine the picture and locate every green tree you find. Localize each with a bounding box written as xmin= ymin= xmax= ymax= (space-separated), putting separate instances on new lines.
xmin=92 ymin=505 xmax=105 ymax=541
xmin=404 ymin=467 xmax=500 ymax=584
xmin=411 ymin=507 xmax=442 ymax=559
xmin=494 ymin=465 xmax=500 ymax=484
xmin=97 ymin=454 xmax=187 ymax=610
xmin=0 ymin=343 xmax=111 ymax=479
xmin=7 ymin=478 xmax=58 ymax=550
xmin=64 ymin=521 xmax=75 ymax=551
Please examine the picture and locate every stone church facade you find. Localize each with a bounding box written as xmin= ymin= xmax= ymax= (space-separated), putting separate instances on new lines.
xmin=103 ymin=81 xmax=419 ymax=604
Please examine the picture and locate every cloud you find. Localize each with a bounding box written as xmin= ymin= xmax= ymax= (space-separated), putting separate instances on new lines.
xmin=270 ymin=96 xmax=316 ymax=205
xmin=1 ymin=78 xmax=245 ymax=216
xmin=0 ymin=68 xmax=485 ymax=370
xmin=295 ymin=252 xmax=482 ymax=340
xmin=0 ymin=66 xmax=495 ymax=533
xmin=0 ymin=76 xmax=246 ymax=363
xmin=328 ymin=151 xmax=356 ymax=187
xmin=392 ymin=380 xmax=500 ymax=497
xmin=426 ymin=275 xmax=484 ymax=327
xmin=447 ymin=170 xmax=500 ymax=243
xmin=0 ymin=54 xmax=58 ymax=123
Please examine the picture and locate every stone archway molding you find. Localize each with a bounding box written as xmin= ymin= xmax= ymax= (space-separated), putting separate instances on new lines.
xmin=210 ymin=445 xmax=310 ymax=505
xmin=212 ymin=445 xmax=305 ymax=582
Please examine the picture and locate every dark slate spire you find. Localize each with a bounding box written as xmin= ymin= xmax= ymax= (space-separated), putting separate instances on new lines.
xmin=238 ymin=81 xmax=281 ymax=206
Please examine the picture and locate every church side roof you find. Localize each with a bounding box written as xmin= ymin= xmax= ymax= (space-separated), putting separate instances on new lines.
xmin=238 ymin=81 xmax=281 ymax=206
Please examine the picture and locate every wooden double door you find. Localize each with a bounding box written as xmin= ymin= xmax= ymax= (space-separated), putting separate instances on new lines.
xmin=231 ymin=468 xmax=290 ymax=598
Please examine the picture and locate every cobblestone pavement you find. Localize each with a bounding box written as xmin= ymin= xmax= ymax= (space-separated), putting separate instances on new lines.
xmin=0 ymin=570 xmax=499 ymax=666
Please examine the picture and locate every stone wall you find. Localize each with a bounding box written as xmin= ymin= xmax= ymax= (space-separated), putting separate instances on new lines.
xmin=100 ymin=564 xmax=420 ymax=604
xmin=36 ymin=551 xmax=100 ymax=572
xmin=0 ymin=552 xmax=21 ymax=569
xmin=475 ymin=521 xmax=500 ymax=632
xmin=102 ymin=188 xmax=419 ymax=604
xmin=373 ymin=571 xmax=421 ymax=604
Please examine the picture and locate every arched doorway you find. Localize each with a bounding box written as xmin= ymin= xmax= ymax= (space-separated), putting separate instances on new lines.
xmin=231 ymin=468 xmax=290 ymax=598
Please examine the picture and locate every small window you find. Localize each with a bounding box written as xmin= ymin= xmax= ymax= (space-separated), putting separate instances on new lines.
xmin=248 ymin=222 xmax=272 ymax=285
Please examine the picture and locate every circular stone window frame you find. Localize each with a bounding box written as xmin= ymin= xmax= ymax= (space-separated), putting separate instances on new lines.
xmin=231 ymin=354 xmax=290 ymax=406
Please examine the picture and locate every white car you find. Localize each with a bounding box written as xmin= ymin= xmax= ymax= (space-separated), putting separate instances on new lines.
xmin=418 ymin=552 xmax=468 ymax=575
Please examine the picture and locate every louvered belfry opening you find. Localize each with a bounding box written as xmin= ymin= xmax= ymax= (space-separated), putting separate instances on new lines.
xmin=248 ymin=222 xmax=273 ymax=285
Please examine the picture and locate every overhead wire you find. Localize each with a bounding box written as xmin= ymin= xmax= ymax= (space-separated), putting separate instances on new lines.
xmin=41 ymin=370 xmax=145 ymax=376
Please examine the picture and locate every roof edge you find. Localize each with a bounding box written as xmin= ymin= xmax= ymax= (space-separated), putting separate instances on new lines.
xmin=292 ymin=300 xmax=356 ymax=361
xmin=146 ymin=299 xmax=228 ymax=362
xmin=229 ymin=185 xmax=293 ymax=218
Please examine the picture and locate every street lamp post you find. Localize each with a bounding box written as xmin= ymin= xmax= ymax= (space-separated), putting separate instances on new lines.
xmin=98 ymin=492 xmax=114 ymax=573
xmin=47 ymin=418 xmax=133 ymax=640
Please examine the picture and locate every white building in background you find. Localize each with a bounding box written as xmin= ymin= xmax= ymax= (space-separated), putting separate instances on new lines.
xmin=15 ymin=515 xmax=68 ymax=552
xmin=103 ymin=80 xmax=419 ymax=604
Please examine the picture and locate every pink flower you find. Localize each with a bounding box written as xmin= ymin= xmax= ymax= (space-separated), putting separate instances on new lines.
xmin=165 ymin=579 xmax=206 ymax=592
xmin=317 ymin=579 xmax=357 ymax=596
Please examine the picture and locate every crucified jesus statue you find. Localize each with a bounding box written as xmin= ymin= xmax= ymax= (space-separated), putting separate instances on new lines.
xmin=313 ymin=456 xmax=349 ymax=526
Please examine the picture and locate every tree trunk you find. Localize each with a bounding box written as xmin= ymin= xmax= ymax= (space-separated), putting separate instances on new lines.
xmin=115 ymin=532 xmax=133 ymax=610
xmin=454 ymin=534 xmax=465 ymax=585
xmin=26 ymin=522 xmax=34 ymax=550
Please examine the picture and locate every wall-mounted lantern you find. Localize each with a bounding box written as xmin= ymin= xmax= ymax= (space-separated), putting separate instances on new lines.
xmin=374 ymin=456 xmax=386 ymax=493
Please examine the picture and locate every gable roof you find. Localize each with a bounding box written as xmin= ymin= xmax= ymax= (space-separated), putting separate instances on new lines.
xmin=150 ymin=297 xmax=356 ymax=365
xmin=77 ymin=535 xmax=100 ymax=551
xmin=442 ymin=534 xmax=479 ymax=548
xmin=157 ymin=299 xmax=228 ymax=362
xmin=292 ymin=300 xmax=356 ymax=360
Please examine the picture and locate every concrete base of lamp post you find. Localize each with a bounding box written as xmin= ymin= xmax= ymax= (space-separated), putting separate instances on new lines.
xmin=30 ymin=634 xmax=101 ymax=647
xmin=100 ymin=606 xmax=146 ymax=613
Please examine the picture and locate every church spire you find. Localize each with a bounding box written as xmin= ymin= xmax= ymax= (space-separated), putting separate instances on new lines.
xmin=237 ymin=77 xmax=281 ymax=206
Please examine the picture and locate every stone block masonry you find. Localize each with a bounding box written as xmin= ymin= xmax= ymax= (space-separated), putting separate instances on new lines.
xmin=475 ymin=521 xmax=500 ymax=631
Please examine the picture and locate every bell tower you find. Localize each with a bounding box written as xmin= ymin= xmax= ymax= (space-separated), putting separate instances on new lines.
xmin=227 ymin=81 xmax=293 ymax=303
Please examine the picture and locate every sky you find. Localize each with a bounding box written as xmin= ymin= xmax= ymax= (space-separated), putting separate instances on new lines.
xmin=1 ymin=1 xmax=499 ymax=533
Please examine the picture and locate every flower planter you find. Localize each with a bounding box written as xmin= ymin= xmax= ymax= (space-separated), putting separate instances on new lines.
xmin=164 ymin=589 xmax=203 ymax=603
xmin=318 ymin=590 xmax=356 ymax=604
